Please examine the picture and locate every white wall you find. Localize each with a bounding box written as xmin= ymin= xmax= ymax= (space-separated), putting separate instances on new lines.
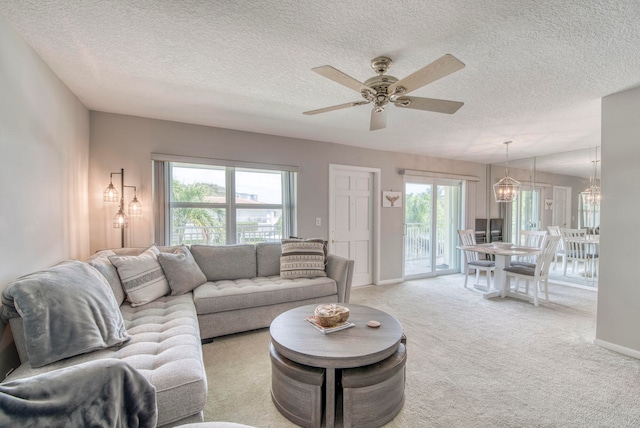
xmin=89 ymin=112 xmax=488 ymax=282
xmin=0 ymin=18 xmax=90 ymax=375
xmin=596 ymin=86 xmax=640 ymax=356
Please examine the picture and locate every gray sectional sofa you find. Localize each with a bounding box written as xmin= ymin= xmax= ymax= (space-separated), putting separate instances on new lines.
xmin=1 ymin=242 xmax=354 ymax=427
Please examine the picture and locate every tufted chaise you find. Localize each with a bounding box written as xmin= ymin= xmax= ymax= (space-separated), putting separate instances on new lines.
xmin=7 ymin=291 xmax=207 ymax=427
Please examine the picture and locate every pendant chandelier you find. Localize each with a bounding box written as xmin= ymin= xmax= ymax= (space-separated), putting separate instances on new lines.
xmin=583 ymin=147 xmax=601 ymax=205
xmin=493 ymin=141 xmax=521 ymax=203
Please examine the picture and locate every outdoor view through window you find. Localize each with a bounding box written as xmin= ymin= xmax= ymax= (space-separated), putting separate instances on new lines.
xmin=170 ymin=163 xmax=286 ymax=245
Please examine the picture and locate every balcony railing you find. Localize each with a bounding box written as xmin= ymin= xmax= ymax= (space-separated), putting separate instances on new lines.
xmin=172 ymin=224 xmax=282 ymax=246
xmin=405 ymin=223 xmax=445 ymax=260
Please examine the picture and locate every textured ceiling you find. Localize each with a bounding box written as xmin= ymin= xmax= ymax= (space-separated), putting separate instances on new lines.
xmin=2 ymin=0 xmax=640 ymax=172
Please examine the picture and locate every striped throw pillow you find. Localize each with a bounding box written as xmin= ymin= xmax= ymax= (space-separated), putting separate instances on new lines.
xmin=280 ymin=238 xmax=328 ymax=279
xmin=108 ymin=245 xmax=170 ymax=306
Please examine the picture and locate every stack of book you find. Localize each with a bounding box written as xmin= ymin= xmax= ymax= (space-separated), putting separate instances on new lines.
xmin=305 ymin=316 xmax=355 ymax=334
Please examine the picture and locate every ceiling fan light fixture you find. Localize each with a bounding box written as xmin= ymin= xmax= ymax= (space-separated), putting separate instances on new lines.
xmin=305 ymin=54 xmax=465 ymax=130
xmin=370 ymin=56 xmax=392 ymax=74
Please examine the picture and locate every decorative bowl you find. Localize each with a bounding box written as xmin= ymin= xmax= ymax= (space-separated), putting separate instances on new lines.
xmin=314 ymin=304 xmax=350 ymax=327
xmin=492 ymin=242 xmax=513 ymax=250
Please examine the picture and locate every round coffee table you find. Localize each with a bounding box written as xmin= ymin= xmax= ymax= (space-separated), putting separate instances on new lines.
xmin=270 ymin=303 xmax=403 ymax=428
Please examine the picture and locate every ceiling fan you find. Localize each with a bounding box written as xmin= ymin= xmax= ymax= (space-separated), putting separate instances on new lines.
xmin=303 ymin=54 xmax=465 ymax=131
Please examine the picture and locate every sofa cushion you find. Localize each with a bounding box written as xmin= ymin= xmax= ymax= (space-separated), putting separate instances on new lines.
xmin=193 ymin=276 xmax=337 ymax=314
xmin=87 ymin=249 xmax=126 ymax=305
xmin=256 ymin=242 xmax=282 ymax=277
xmin=280 ymin=238 xmax=327 ymax=279
xmin=157 ymin=245 xmax=207 ymax=295
xmin=109 ymin=245 xmax=170 ymax=307
xmin=117 ymin=295 xmax=207 ymax=426
xmin=190 ymin=244 xmax=257 ymax=281
xmin=5 ymin=294 xmax=207 ymax=427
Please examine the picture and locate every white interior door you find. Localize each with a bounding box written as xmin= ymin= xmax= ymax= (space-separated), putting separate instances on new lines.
xmin=553 ymin=186 xmax=572 ymax=227
xmin=329 ymin=166 xmax=376 ymax=286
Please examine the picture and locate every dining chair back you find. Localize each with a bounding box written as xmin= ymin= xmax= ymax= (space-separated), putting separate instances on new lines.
xmin=458 ymin=229 xmax=495 ymax=290
xmin=512 ymin=230 xmax=547 ymax=266
xmin=503 ymin=235 xmax=561 ymax=306
xmin=559 ymin=228 xmax=598 ymax=280
xmin=547 ymin=225 xmax=565 ymax=270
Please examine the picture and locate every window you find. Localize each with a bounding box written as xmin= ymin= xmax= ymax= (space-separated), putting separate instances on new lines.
xmin=152 ymin=156 xmax=297 ymax=246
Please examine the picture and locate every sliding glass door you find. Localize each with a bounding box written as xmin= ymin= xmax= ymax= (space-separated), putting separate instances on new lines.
xmin=404 ymin=177 xmax=462 ymax=278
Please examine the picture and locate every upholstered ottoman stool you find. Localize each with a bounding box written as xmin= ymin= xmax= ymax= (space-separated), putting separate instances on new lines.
xmin=269 ymin=342 xmax=325 ymax=428
xmin=341 ymin=342 xmax=407 ymax=428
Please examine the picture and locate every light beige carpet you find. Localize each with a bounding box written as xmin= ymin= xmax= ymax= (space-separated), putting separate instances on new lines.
xmin=201 ymin=275 xmax=640 ymax=427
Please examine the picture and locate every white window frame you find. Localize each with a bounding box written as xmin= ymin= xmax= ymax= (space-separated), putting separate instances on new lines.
xmin=151 ymin=154 xmax=298 ymax=245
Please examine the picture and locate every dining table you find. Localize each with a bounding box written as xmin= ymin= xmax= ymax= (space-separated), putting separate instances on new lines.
xmin=458 ymin=243 xmax=542 ymax=302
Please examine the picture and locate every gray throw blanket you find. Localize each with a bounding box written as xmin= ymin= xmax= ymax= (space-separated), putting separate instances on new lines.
xmin=0 ymin=358 xmax=157 ymax=427
xmin=0 ymin=260 xmax=130 ymax=367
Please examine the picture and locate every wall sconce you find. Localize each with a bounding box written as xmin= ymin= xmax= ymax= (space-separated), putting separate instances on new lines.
xmin=104 ymin=168 xmax=141 ymax=247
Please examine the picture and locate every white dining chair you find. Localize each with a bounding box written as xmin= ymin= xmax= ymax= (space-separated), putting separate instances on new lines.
xmin=547 ymin=225 xmax=565 ymax=271
xmin=510 ymin=230 xmax=547 ymax=292
xmin=560 ymin=228 xmax=598 ymax=279
xmin=458 ymin=229 xmax=495 ymax=290
xmin=503 ymin=235 xmax=561 ymax=306
xmin=511 ymin=230 xmax=547 ymax=267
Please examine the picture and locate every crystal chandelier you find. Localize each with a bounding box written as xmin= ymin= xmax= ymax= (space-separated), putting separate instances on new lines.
xmin=493 ymin=141 xmax=521 ymax=203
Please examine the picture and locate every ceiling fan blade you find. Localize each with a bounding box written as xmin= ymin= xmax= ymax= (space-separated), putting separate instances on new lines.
xmin=388 ymin=54 xmax=465 ymax=95
xmin=312 ymin=65 xmax=369 ymax=93
xmin=394 ymin=96 xmax=464 ymax=114
xmin=303 ymin=101 xmax=369 ymax=115
xmin=370 ymin=108 xmax=387 ymax=131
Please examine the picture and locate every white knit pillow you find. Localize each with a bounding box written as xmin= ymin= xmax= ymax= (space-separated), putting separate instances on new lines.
xmin=108 ymin=245 xmax=170 ymax=306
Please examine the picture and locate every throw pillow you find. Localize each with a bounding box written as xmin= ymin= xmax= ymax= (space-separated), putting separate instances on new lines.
xmin=157 ymin=245 xmax=207 ymax=295
xmin=86 ymin=249 xmax=126 ymax=306
xmin=280 ymin=238 xmax=328 ymax=279
xmin=108 ymin=245 xmax=170 ymax=307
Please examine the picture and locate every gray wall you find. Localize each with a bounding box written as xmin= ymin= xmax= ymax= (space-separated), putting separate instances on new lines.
xmin=597 ymin=86 xmax=640 ymax=356
xmin=0 ymin=18 xmax=90 ymax=377
xmin=89 ymin=112 xmax=488 ymax=282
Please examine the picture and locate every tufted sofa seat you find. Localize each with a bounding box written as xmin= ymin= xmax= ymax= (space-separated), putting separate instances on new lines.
xmin=191 ymin=242 xmax=353 ymax=339
xmin=117 ymin=295 xmax=207 ymax=427
xmin=6 ymin=293 xmax=207 ymax=428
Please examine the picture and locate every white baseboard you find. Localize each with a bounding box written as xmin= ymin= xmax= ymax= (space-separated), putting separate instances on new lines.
xmin=593 ymin=338 xmax=640 ymax=360
xmin=375 ymin=278 xmax=404 ymax=286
